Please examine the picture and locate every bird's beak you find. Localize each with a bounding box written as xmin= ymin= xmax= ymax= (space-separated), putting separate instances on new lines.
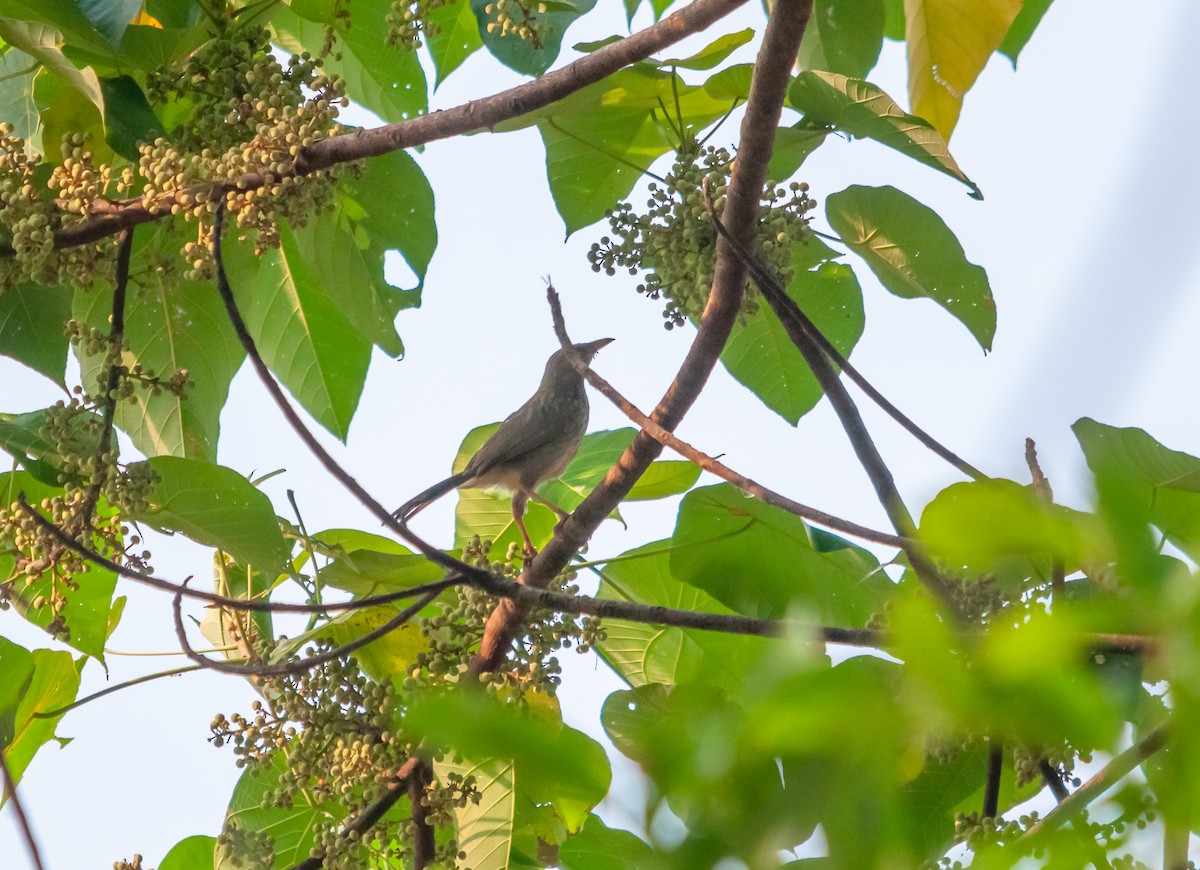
xmin=583 ymin=337 xmax=614 ymax=354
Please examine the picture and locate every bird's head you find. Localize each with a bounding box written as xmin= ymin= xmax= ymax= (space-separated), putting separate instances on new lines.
xmin=542 ymin=337 xmax=614 ymax=383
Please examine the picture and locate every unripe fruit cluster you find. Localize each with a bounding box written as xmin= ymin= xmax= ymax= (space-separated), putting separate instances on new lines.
xmin=386 ymin=0 xmax=451 ymax=50
xmin=588 ymin=139 xmax=816 ymax=328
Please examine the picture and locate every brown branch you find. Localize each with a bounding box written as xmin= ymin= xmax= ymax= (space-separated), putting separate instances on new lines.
xmin=983 ymin=742 xmax=1003 ymax=818
xmin=408 ymin=761 xmax=435 ymax=870
xmin=1020 ymin=724 xmax=1169 ymax=843
xmin=17 ymin=0 xmax=749 ymax=254
xmin=75 ymin=227 xmax=134 ymax=532
xmin=172 ymin=581 xmax=448 ymax=676
xmin=546 ymin=285 xmax=910 ymax=549
xmin=0 ymin=750 xmax=45 ymax=870
xmin=1038 ymin=758 xmax=1069 ymax=802
xmin=288 ymin=755 xmax=424 ymax=870
xmin=19 ymin=494 xmax=457 ymax=614
xmin=702 ymin=187 xmax=960 ymax=610
xmin=470 ymin=0 xmax=816 ymax=674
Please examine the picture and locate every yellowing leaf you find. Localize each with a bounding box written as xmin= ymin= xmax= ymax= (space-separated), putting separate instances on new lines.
xmin=130 ymin=10 xmax=162 ymax=28
xmin=903 ymin=0 xmax=1020 ymax=138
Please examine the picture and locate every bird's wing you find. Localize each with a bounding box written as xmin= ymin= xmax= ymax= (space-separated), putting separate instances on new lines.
xmin=466 ymin=397 xmax=570 ymax=477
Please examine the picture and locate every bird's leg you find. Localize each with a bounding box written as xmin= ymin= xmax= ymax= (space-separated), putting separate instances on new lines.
xmin=511 ymin=490 xmax=538 ymax=559
xmin=527 ymin=490 xmax=571 ymax=523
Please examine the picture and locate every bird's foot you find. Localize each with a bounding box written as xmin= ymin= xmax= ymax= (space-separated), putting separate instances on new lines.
xmin=522 ymin=542 xmax=539 ymax=560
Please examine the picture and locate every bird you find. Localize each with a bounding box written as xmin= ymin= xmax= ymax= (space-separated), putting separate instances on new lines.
xmin=394 ymin=338 xmax=614 ymax=557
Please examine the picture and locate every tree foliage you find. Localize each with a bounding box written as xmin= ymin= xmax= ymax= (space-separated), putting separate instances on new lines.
xmin=0 ymin=1 xmax=1191 ymax=869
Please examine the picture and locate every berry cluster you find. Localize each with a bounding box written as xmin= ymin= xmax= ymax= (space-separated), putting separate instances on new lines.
xmin=484 ymin=0 xmax=551 ymax=48
xmin=588 ymin=140 xmax=816 ymax=328
xmin=211 ymin=645 xmax=473 ymax=869
xmin=386 ymin=0 xmax=451 ymax=50
xmin=142 ymin=21 xmax=352 ymax=276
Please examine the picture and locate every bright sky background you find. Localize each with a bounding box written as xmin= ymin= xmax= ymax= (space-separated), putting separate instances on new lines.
xmin=2 ymin=0 xmax=1199 ymax=866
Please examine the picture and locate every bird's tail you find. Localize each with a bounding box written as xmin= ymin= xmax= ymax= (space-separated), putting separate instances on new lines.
xmin=392 ymin=469 xmax=475 ymax=522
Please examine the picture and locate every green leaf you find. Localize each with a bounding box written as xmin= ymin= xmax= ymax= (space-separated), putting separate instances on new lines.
xmin=998 ymin=0 xmax=1053 ymax=64
xmin=881 ymin=0 xmax=904 ymax=39
xmin=559 ymin=814 xmax=659 ymax=870
xmin=113 ymin=19 xmax=209 ymax=71
xmin=796 ymin=0 xmax=885 ymax=79
xmin=904 ymin=0 xmax=1021 ymax=138
xmin=825 ymin=184 xmax=995 ymax=350
xmin=275 ymin=0 xmax=428 ymax=124
xmin=319 ymin=548 xmax=445 ymax=598
xmin=4 ymin=648 xmax=78 ymax=785
xmin=0 ymin=48 xmax=41 ymax=151
xmin=0 ymin=19 xmax=105 ymax=113
xmin=596 ymin=541 xmax=771 ymax=691
xmin=159 ymin=836 xmax=216 ymax=870
xmin=0 ymin=637 xmax=35 ymax=746
xmin=1074 ymin=418 xmax=1200 ymax=562
xmin=788 ymin=71 xmax=979 ymax=197
xmin=74 ymin=230 xmax=249 ymax=461
xmin=132 ymin=456 xmax=290 ymax=573
xmin=243 ymin=225 xmax=373 ymax=440
xmin=658 ymin=28 xmax=754 ymax=70
xmin=720 ymin=249 xmax=864 ymax=424
xmin=438 ymin=757 xmax=516 ymax=870
xmin=470 ymin=0 xmax=597 ymax=77
xmin=31 ymin=65 xmax=112 ymax=168
xmin=340 ymin=148 xmax=437 ymax=295
xmin=767 ymin=124 xmax=828 ymax=182
xmin=670 ymin=484 xmax=888 ymax=621
xmin=98 ymin=74 xmax=163 ymax=160
xmin=702 ymin=62 xmax=753 ymax=101
xmin=918 ymin=478 xmax=1090 ymax=580
xmin=550 ymin=428 xmax=698 ymax=503
xmin=408 ymin=690 xmax=611 ymax=822
xmin=425 ymin=0 xmax=484 ymax=87
xmin=0 ymin=283 xmax=70 ymax=384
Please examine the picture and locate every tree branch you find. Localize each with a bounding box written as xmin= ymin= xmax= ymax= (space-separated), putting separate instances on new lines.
xmin=0 ymin=750 xmax=45 ymax=870
xmin=15 ymin=0 xmax=749 ymax=254
xmin=408 ymin=761 xmax=435 ymax=870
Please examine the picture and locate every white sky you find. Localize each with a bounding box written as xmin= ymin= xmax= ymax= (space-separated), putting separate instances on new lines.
xmin=2 ymin=0 xmax=1199 ymax=865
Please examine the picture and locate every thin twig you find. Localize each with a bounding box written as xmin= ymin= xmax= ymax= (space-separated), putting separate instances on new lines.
xmin=546 ymin=285 xmax=909 ymax=549
xmin=0 ymin=751 xmax=45 ymax=870
xmin=19 ymin=495 xmax=456 ymax=614
xmin=173 ymin=582 xmax=448 ymax=676
xmin=11 ymin=0 xmax=750 ymax=255
xmin=1020 ymin=725 xmax=1169 ymax=842
xmin=33 ymin=665 xmax=203 ymax=719
xmin=702 ymin=186 xmax=958 ymax=610
xmin=1025 ymin=438 xmax=1065 ymax=594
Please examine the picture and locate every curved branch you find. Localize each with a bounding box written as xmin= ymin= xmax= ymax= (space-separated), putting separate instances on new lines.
xmin=0 ymin=751 xmax=45 ymax=870
xmin=18 ymin=0 xmax=749 ymax=254
xmin=546 ymin=285 xmax=910 ymax=549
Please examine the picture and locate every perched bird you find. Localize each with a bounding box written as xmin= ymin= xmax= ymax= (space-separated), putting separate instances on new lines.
xmin=394 ymin=338 xmax=614 ymax=556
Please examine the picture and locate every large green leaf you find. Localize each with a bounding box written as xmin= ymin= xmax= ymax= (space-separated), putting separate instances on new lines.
xmin=903 ymin=0 xmax=1021 ymax=138
xmin=276 ymin=0 xmax=428 ymax=124
xmin=559 ymin=815 xmax=659 ymax=870
xmin=796 ymin=0 xmax=885 ymax=79
xmin=76 ymin=0 xmax=142 ymax=46
xmin=32 ymin=65 xmax=112 ymax=168
xmin=0 ymin=18 xmax=104 ymax=113
xmin=825 ymin=184 xmax=995 ymax=350
xmin=98 ymin=74 xmax=163 ymax=160
xmin=3 ymin=647 xmax=78 ymax=786
xmin=425 ymin=0 xmax=484 ymax=87
xmin=74 ymin=230 xmax=249 ymax=461
xmin=658 ymin=28 xmax=754 ymax=70
xmin=0 ymin=283 xmax=71 ymax=384
xmin=1074 ymin=418 xmax=1200 ymax=563
xmin=669 ymin=483 xmax=889 ymax=622
xmin=131 ymin=456 xmax=290 ymax=573
xmin=159 ymin=836 xmax=216 ymax=870
xmin=596 ymin=540 xmax=771 ymax=691
xmin=788 ymin=71 xmax=978 ymax=196
xmin=340 ymin=148 xmax=437 ymax=297
xmin=319 ymin=547 xmax=445 ymax=598
xmin=407 ymin=690 xmax=611 ymax=824
xmin=500 ymin=65 xmax=730 ymax=233
xmin=470 ymin=0 xmax=596 ymax=77
xmin=242 ymin=224 xmax=373 ymax=441
xmin=720 ymin=241 xmax=864 ymax=424
xmin=0 ymin=636 xmax=35 ymax=746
